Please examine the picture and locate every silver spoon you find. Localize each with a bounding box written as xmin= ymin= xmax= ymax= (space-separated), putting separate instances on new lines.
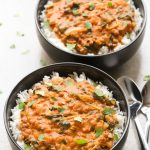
xmin=142 ymin=80 xmax=150 ymax=142
xmin=117 ymin=76 xmax=150 ymax=150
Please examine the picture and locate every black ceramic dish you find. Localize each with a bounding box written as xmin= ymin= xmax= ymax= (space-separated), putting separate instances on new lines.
xmin=35 ymin=0 xmax=146 ymax=70
xmin=4 ymin=62 xmax=130 ymax=150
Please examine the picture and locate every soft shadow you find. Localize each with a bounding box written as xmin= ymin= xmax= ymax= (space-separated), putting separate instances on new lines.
xmin=107 ymin=48 xmax=142 ymax=81
xmin=40 ymin=50 xmax=55 ymax=65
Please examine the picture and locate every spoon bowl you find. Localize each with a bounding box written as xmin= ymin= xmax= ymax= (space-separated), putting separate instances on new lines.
xmin=117 ymin=76 xmax=149 ymax=150
xmin=142 ymin=80 xmax=150 ymax=142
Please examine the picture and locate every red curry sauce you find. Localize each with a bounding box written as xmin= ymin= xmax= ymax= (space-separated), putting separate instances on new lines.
xmin=20 ymin=76 xmax=120 ymax=150
xmin=45 ymin=0 xmax=136 ymax=54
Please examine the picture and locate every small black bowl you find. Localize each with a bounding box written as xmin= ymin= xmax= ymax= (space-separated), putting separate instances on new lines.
xmin=4 ymin=62 xmax=130 ymax=150
xmin=35 ymin=0 xmax=146 ymax=70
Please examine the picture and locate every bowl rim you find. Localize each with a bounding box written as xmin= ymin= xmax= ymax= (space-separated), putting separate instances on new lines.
xmin=4 ymin=62 xmax=130 ymax=150
xmin=35 ymin=0 xmax=147 ymax=57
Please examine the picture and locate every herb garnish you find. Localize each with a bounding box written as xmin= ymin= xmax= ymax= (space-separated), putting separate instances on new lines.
xmin=21 ymin=50 xmax=30 ymax=55
xmin=53 ymin=85 xmax=63 ymax=92
xmin=16 ymin=31 xmax=25 ymax=37
xmin=107 ymin=1 xmax=113 ymax=7
xmin=89 ymin=3 xmax=95 ymax=11
xmin=66 ymin=0 xmax=72 ymax=4
xmin=58 ymin=107 xmax=65 ymax=113
xmin=74 ymin=116 xmax=82 ymax=122
xmin=95 ymin=128 xmax=104 ymax=138
xmin=103 ymin=107 xmax=115 ymax=115
xmin=24 ymin=144 xmax=30 ymax=150
xmin=18 ymin=102 xmax=26 ymax=110
xmin=123 ymin=21 xmax=128 ymax=27
xmin=66 ymin=43 xmax=76 ymax=50
xmin=35 ymin=90 xmax=45 ymax=96
xmin=114 ymin=133 xmax=119 ymax=141
xmin=43 ymin=20 xmax=50 ymax=28
xmin=94 ymin=88 xmax=104 ymax=98
xmin=72 ymin=9 xmax=80 ymax=16
xmin=51 ymin=97 xmax=58 ymax=101
xmin=82 ymin=13 xmax=88 ymax=17
xmin=38 ymin=134 xmax=45 ymax=141
xmin=75 ymin=139 xmax=88 ymax=145
xmin=64 ymin=79 xmax=74 ymax=86
xmin=10 ymin=44 xmax=16 ymax=49
xmin=144 ymin=75 xmax=150 ymax=81
xmin=45 ymin=82 xmax=52 ymax=87
xmin=85 ymin=21 xmax=92 ymax=30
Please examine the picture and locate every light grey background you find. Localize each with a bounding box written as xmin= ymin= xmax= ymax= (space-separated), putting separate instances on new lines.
xmin=0 ymin=0 xmax=150 ymax=149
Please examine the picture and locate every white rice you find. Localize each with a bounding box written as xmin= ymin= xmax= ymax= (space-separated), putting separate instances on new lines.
xmin=39 ymin=0 xmax=143 ymax=55
xmin=10 ymin=72 xmax=125 ymax=149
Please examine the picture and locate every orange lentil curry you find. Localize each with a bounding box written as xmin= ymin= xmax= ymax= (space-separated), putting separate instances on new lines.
xmin=44 ymin=0 xmax=136 ymax=54
xmin=19 ymin=75 xmax=121 ymax=150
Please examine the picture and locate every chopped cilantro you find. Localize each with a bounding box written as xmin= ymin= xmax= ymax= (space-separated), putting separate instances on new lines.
xmin=75 ymin=139 xmax=88 ymax=145
xmin=24 ymin=144 xmax=30 ymax=150
xmin=85 ymin=21 xmax=92 ymax=30
xmin=43 ymin=20 xmax=50 ymax=28
xmin=53 ymin=85 xmax=63 ymax=92
xmin=144 ymin=75 xmax=150 ymax=81
xmin=38 ymin=134 xmax=45 ymax=141
xmin=95 ymin=128 xmax=104 ymax=138
xmin=58 ymin=107 xmax=65 ymax=113
xmin=10 ymin=44 xmax=16 ymax=49
xmin=103 ymin=107 xmax=115 ymax=115
xmin=72 ymin=9 xmax=80 ymax=16
xmin=82 ymin=13 xmax=88 ymax=17
xmin=114 ymin=133 xmax=119 ymax=141
xmin=18 ymin=102 xmax=25 ymax=110
xmin=66 ymin=43 xmax=76 ymax=50
xmin=16 ymin=31 xmax=25 ymax=37
xmin=107 ymin=1 xmax=113 ymax=7
xmin=89 ymin=3 xmax=95 ymax=11
xmin=94 ymin=88 xmax=104 ymax=98
xmin=51 ymin=97 xmax=58 ymax=101
xmin=21 ymin=50 xmax=30 ymax=55
xmin=35 ymin=90 xmax=45 ymax=96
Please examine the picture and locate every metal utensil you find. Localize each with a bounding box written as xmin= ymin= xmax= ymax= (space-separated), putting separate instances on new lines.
xmin=142 ymin=80 xmax=150 ymax=142
xmin=117 ymin=76 xmax=150 ymax=150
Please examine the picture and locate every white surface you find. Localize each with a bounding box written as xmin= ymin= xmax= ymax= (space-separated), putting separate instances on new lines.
xmin=0 ymin=0 xmax=150 ymax=149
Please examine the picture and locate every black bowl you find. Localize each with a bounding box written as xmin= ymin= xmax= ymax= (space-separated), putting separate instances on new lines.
xmin=4 ymin=62 xmax=130 ymax=150
xmin=35 ymin=0 xmax=146 ymax=70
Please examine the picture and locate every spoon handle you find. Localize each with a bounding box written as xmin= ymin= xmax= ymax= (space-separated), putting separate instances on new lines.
xmin=134 ymin=117 xmax=150 ymax=150
xmin=145 ymin=121 xmax=150 ymax=142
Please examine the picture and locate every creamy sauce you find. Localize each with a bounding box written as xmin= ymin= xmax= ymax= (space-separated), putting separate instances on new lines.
xmin=20 ymin=76 xmax=119 ymax=150
xmin=45 ymin=0 xmax=136 ymax=54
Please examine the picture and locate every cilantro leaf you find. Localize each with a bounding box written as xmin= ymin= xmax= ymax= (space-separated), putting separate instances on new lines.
xmin=18 ymin=102 xmax=25 ymax=110
xmin=114 ymin=133 xmax=119 ymax=141
xmin=38 ymin=134 xmax=45 ymax=141
xmin=85 ymin=21 xmax=92 ymax=30
xmin=24 ymin=144 xmax=30 ymax=150
xmin=94 ymin=88 xmax=104 ymax=98
xmin=58 ymin=107 xmax=65 ymax=112
xmin=66 ymin=43 xmax=76 ymax=50
xmin=103 ymin=107 xmax=115 ymax=115
xmin=144 ymin=75 xmax=150 ymax=81
xmin=107 ymin=1 xmax=113 ymax=7
xmin=95 ymin=128 xmax=104 ymax=138
xmin=75 ymin=139 xmax=88 ymax=145
xmin=89 ymin=3 xmax=95 ymax=11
